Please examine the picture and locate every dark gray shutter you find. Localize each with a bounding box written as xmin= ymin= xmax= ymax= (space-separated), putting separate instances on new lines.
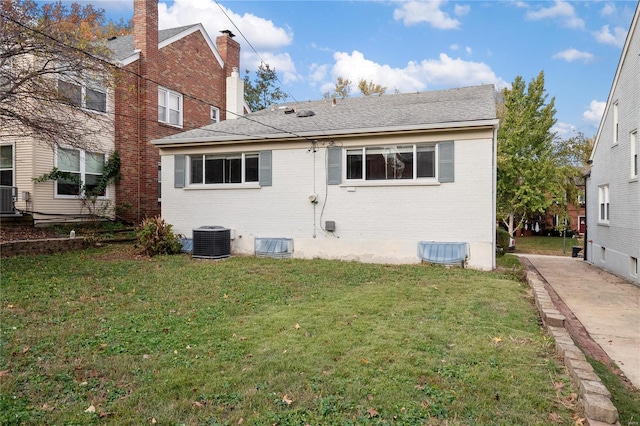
xmin=438 ymin=141 xmax=454 ymax=183
xmin=174 ymin=154 xmax=185 ymax=188
xmin=259 ymin=150 xmax=272 ymax=186
xmin=327 ymin=146 xmax=342 ymax=185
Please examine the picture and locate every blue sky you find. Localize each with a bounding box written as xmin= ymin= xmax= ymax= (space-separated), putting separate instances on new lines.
xmin=65 ymin=0 xmax=637 ymax=138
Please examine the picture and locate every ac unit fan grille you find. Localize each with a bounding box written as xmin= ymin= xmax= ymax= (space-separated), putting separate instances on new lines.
xmin=192 ymin=227 xmax=231 ymax=259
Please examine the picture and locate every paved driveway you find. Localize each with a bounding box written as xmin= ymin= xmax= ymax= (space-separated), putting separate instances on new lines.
xmin=521 ymin=254 xmax=640 ymax=389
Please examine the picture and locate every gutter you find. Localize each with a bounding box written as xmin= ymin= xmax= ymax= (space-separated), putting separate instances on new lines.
xmin=151 ymin=119 xmax=501 ymax=147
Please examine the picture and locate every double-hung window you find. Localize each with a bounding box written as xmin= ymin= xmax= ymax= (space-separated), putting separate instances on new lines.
xmin=210 ymin=106 xmax=220 ymax=124
xmin=158 ymin=87 xmax=183 ymax=127
xmin=346 ymin=144 xmax=436 ymax=181
xmin=598 ymin=184 xmax=609 ymax=223
xmin=0 ymin=145 xmax=14 ymax=186
xmin=57 ymin=74 xmax=107 ymax=113
xmin=189 ymin=153 xmax=259 ymax=185
xmin=56 ymin=148 xmax=106 ymax=197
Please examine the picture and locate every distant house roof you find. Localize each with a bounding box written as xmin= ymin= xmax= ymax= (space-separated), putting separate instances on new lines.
xmin=106 ymin=24 xmax=223 ymax=68
xmin=153 ymin=84 xmax=498 ymax=146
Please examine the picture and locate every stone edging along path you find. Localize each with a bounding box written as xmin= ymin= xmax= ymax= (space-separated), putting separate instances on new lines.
xmin=522 ymin=260 xmax=621 ymax=426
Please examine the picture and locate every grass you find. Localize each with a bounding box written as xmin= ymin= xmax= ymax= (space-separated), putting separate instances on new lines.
xmin=512 ymin=236 xmax=582 ymax=257
xmin=1 ymin=245 xmax=581 ymax=425
xmin=588 ymin=357 xmax=640 ymax=426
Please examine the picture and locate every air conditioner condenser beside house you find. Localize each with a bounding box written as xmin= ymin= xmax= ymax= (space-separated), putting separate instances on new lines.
xmin=192 ymin=226 xmax=231 ymax=259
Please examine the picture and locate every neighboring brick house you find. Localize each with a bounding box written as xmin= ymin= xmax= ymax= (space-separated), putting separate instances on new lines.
xmin=107 ymin=0 xmax=243 ymax=224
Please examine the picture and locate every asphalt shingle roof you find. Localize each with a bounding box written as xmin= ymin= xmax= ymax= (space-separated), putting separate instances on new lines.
xmin=106 ymin=25 xmax=199 ymax=62
xmin=154 ymin=84 xmax=497 ymax=145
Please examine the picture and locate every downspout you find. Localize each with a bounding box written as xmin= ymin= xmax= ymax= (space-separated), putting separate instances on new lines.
xmin=583 ymin=166 xmax=591 ymax=261
xmin=137 ymin=61 xmax=142 ymax=224
xmin=492 ymin=122 xmax=498 ymax=270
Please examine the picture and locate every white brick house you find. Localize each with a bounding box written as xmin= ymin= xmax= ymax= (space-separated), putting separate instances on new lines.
xmin=153 ymin=85 xmax=499 ymax=270
xmin=586 ymin=3 xmax=639 ymax=285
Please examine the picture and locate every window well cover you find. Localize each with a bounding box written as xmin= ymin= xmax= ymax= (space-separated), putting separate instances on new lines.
xmin=255 ymin=238 xmax=293 ymax=259
xmin=418 ymin=241 xmax=468 ymax=265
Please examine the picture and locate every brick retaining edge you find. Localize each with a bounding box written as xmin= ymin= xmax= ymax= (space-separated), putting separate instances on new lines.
xmin=525 ymin=269 xmax=621 ymax=426
xmin=1 ymin=237 xmax=89 ymax=258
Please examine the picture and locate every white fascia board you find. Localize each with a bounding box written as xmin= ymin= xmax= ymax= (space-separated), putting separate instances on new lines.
xmin=151 ymin=119 xmax=499 ymax=147
xmin=117 ymin=50 xmax=141 ymax=67
xmin=159 ymin=24 xmax=224 ymax=69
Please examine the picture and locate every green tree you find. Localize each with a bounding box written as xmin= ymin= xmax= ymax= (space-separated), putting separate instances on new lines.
xmin=243 ymin=62 xmax=288 ymax=111
xmin=0 ymin=0 xmax=128 ymax=150
xmin=496 ymin=71 xmax=559 ymax=238
xmin=357 ymin=79 xmax=386 ymax=96
xmin=323 ymin=76 xmax=352 ymax=100
xmin=550 ymin=132 xmax=593 ymax=228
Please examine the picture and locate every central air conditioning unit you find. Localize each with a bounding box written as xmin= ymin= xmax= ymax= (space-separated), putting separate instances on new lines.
xmin=192 ymin=226 xmax=231 ymax=259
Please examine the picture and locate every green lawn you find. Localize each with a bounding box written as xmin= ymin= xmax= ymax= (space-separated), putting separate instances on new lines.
xmin=1 ymin=245 xmax=580 ymax=425
xmin=513 ymin=236 xmax=583 ymax=257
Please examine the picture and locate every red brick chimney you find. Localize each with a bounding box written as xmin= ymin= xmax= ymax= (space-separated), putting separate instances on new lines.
xmin=133 ymin=0 xmax=159 ymax=62
xmin=132 ymin=0 xmax=159 ymax=223
xmin=216 ymin=30 xmax=241 ymax=78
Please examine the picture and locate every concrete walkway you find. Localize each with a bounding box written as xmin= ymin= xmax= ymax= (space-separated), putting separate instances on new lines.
xmin=521 ymin=254 xmax=640 ymax=389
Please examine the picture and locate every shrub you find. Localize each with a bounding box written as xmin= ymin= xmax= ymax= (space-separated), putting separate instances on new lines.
xmin=496 ymin=227 xmax=510 ymax=256
xmin=136 ymin=216 xmax=183 ymax=256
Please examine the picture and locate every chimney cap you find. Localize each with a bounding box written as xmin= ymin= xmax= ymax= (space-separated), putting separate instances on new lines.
xmin=220 ymin=29 xmax=235 ymax=38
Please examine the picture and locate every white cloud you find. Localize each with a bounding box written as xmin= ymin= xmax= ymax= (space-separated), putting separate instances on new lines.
xmin=393 ymin=1 xmax=461 ymax=29
xmin=450 ymin=43 xmax=460 ymax=51
xmin=157 ymin=0 xmax=300 ymax=82
xmin=241 ymin=51 xmax=298 ymax=84
xmin=600 ymin=3 xmax=616 ymax=17
xmin=325 ymin=50 xmax=506 ymax=95
xmin=593 ymin=25 xmax=627 ymax=48
xmin=158 ymin=0 xmax=293 ymax=52
xmin=465 ymin=46 xmax=472 ymax=55
xmin=525 ymin=1 xmax=585 ymax=29
xmin=309 ymin=63 xmax=328 ymax=86
xmin=553 ymin=122 xmax=577 ymax=139
xmin=454 ymin=4 xmax=470 ymax=16
xmin=583 ymin=100 xmax=606 ymax=126
xmin=553 ymin=48 xmax=594 ymax=63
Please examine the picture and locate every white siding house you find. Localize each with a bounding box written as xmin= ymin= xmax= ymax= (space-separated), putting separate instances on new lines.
xmin=154 ymin=85 xmax=499 ymax=270
xmin=1 ymin=54 xmax=116 ymax=224
xmin=586 ymin=3 xmax=639 ymax=286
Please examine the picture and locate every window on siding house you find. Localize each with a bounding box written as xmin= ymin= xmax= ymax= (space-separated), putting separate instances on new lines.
xmin=0 ymin=145 xmax=14 ymax=186
xmin=57 ymin=75 xmax=106 ymax=113
xmin=210 ymin=106 xmax=219 ymax=124
xmin=56 ymin=148 xmax=105 ymax=197
xmin=631 ymin=131 xmax=638 ymax=179
xmin=346 ymin=144 xmax=436 ymax=181
xmin=189 ymin=153 xmax=258 ymax=185
xmin=598 ymin=184 xmax=609 ymax=223
xmin=158 ymin=87 xmax=183 ymax=127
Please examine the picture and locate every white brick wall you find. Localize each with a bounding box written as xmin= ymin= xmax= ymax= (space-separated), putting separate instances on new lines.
xmin=162 ymin=134 xmax=496 ymax=270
